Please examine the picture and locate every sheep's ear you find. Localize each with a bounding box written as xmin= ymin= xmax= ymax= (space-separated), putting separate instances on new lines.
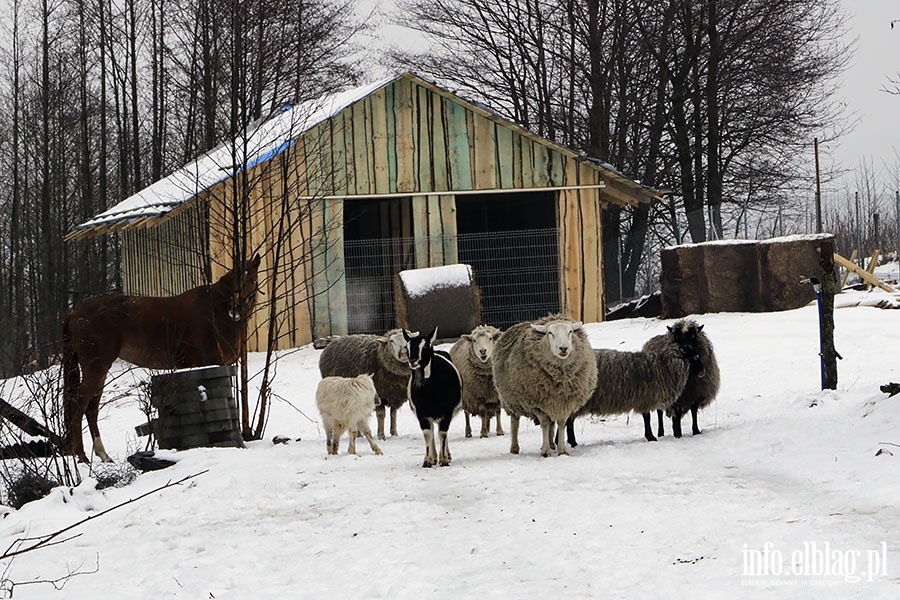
xmin=402 ymin=329 xmax=415 ymax=341
xmin=571 ymin=321 xmax=583 ymax=331
xmin=531 ymin=324 xmax=548 ymax=334
xmin=492 ymin=330 xmax=503 ymax=340
xmin=376 ymin=337 xmax=388 ymax=347
xmin=461 ymin=334 xmax=474 ymax=342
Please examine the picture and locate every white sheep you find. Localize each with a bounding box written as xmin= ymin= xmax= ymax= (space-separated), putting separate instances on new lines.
xmin=492 ymin=315 xmax=597 ymax=457
xmin=449 ymin=325 xmax=504 ymax=438
xmin=318 ymin=329 xmax=410 ymax=440
xmin=315 ymin=374 xmax=383 ymax=456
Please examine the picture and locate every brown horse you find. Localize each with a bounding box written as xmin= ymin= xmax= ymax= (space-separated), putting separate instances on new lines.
xmin=62 ymin=255 xmax=261 ymax=462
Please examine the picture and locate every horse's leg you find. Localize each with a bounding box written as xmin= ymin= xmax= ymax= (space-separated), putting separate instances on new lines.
xmin=80 ymin=363 xmax=114 ymax=463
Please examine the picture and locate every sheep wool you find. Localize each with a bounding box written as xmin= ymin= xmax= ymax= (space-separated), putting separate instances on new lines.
xmin=642 ymin=319 xmax=720 ymax=437
xmin=318 ymin=329 xmax=410 ymax=440
xmin=315 ymin=374 xmax=383 ymax=456
xmin=449 ymin=325 xmax=504 ymax=438
xmin=566 ymin=345 xmax=691 ymax=446
xmin=492 ymin=314 xmax=597 ymax=457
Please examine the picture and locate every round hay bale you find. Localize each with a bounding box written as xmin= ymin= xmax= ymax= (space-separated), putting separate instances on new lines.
xmin=395 ymin=264 xmax=481 ymax=338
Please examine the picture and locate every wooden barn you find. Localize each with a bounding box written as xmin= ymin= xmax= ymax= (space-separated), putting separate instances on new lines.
xmin=68 ymin=72 xmax=660 ymax=351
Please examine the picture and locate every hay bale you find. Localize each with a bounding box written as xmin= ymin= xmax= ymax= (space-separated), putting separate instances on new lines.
xmin=660 ymin=244 xmax=707 ymax=317
xmin=395 ymin=264 xmax=481 ymax=338
xmin=661 ymin=234 xmax=833 ymax=317
xmin=702 ymin=242 xmax=759 ymax=312
xmin=757 ymin=237 xmax=820 ymax=311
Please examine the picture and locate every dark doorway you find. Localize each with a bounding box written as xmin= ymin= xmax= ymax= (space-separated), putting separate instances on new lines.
xmin=456 ymin=192 xmax=561 ymax=329
xmin=343 ymin=198 xmax=413 ymax=334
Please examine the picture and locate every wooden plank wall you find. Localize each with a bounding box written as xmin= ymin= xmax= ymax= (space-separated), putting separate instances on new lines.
xmin=121 ymin=203 xmax=208 ymax=297
xmin=193 ymin=75 xmax=620 ymax=350
xmin=319 ymin=77 xmax=598 ymax=198
xmin=557 ymin=162 xmax=606 ymax=324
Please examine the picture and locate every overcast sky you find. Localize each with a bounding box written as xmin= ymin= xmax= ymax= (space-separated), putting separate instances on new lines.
xmin=832 ymin=0 xmax=900 ymax=191
xmin=361 ymin=0 xmax=900 ymax=194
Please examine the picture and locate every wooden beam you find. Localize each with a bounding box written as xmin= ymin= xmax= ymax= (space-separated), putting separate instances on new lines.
xmin=833 ymin=252 xmax=897 ymax=293
xmin=840 ymin=249 xmax=857 ymax=288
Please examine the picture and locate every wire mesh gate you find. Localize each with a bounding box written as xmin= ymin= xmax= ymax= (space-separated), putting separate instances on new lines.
xmin=344 ymin=227 xmax=561 ymax=334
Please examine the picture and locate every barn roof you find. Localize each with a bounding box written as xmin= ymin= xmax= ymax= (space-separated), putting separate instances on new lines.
xmin=67 ymin=72 xmax=660 ymax=240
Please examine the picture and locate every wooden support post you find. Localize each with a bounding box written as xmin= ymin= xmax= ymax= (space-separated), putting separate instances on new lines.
xmin=834 ymin=252 xmax=897 ymax=293
xmin=840 ymin=249 xmax=857 ymax=288
xmin=818 ymin=239 xmax=838 ymax=390
xmin=866 ymin=249 xmax=880 ymax=275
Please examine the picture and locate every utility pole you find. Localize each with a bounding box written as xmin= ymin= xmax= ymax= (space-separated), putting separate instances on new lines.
xmin=814 ymin=138 xmax=822 ymax=233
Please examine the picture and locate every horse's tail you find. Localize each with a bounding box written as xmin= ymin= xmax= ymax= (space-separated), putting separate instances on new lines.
xmin=61 ymin=315 xmax=81 ymax=448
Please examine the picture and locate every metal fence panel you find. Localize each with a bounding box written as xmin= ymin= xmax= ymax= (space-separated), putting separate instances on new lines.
xmin=344 ymin=228 xmax=560 ymax=333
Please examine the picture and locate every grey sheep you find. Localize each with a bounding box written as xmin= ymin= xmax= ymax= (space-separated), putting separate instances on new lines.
xmin=318 ymin=329 xmax=410 ymax=440
xmin=492 ymin=315 xmax=597 ymax=457
xmin=449 ymin=325 xmax=504 ymax=438
xmin=643 ymin=319 xmax=720 ymax=438
xmin=565 ymin=342 xmax=692 ymax=447
xmin=315 ymin=374 xmax=383 ymax=456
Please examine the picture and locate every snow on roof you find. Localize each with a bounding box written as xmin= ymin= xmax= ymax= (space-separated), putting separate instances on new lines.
xmin=664 ymin=233 xmax=833 ymax=251
xmin=399 ymin=264 xmax=473 ymax=298
xmin=70 ymin=75 xmax=401 ymax=237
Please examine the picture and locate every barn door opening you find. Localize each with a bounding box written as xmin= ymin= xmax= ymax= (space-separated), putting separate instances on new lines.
xmin=343 ymin=198 xmax=413 ymax=334
xmin=455 ymin=192 xmax=560 ymax=329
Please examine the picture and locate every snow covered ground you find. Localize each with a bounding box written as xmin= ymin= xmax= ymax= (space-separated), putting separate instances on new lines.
xmin=1 ymin=286 xmax=899 ymax=598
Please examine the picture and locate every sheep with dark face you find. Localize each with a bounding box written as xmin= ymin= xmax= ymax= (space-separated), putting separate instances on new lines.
xmin=404 ymin=327 xmax=463 ymax=467
xmin=318 ymin=329 xmax=409 ymax=440
xmin=315 ymin=374 xmax=383 ymax=456
xmin=492 ymin=315 xmax=597 ymax=457
xmin=643 ymin=319 xmax=720 ymax=438
xmin=449 ymin=325 xmax=504 ymax=438
xmin=565 ymin=342 xmax=692 ymax=447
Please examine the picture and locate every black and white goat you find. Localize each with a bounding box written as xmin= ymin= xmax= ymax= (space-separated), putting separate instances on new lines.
xmin=403 ymin=326 xmax=462 ymax=468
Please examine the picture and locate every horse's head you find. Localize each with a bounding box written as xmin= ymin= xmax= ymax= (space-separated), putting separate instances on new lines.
xmin=225 ymin=253 xmax=261 ymax=322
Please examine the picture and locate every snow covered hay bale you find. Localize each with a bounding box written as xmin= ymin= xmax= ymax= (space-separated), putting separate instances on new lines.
xmin=660 ymin=234 xmax=833 ymax=317
xmin=144 ymin=365 xmax=244 ymax=450
xmin=395 ymin=264 xmax=481 ymax=339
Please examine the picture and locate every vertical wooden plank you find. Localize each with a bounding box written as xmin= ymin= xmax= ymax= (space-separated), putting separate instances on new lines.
xmin=353 ymin=100 xmax=371 ymax=194
xmin=324 ymin=198 xmax=347 ymax=335
xmin=428 ymin=194 xmax=443 ymax=266
xmin=431 ymin=91 xmax=448 ymax=191
xmin=533 ymin=141 xmax=550 ymax=186
xmin=580 ymin=187 xmax=601 ymax=323
xmin=311 ymin=197 xmax=331 ymax=339
xmin=473 ymin=113 xmax=497 ymax=189
xmin=394 ymin=78 xmax=416 ymax=193
xmin=558 ymin=156 xmax=584 ymax=322
xmin=520 ymin=137 xmax=534 ymax=188
xmin=417 ymin=85 xmax=433 ymax=192
xmin=447 ymin=100 xmax=473 ymax=191
xmin=342 ymin=111 xmax=356 ymax=196
xmin=370 ymin=91 xmax=390 ymax=194
xmin=495 ymin=123 xmax=513 ymax=189
xmin=412 ymin=195 xmax=429 ymax=267
xmin=385 ymin=83 xmax=398 ymax=194
xmin=512 ymin=133 xmax=523 ymax=188
xmin=440 ymin=194 xmax=458 ymax=264
xmin=401 ymin=196 xmax=413 ymax=240
xmin=550 ymin=149 xmax=565 ymax=187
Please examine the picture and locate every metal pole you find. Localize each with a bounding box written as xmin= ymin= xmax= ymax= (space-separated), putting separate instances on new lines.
xmin=814 ymin=138 xmax=822 ymax=233
xmin=855 ymin=191 xmax=862 ymax=265
xmin=896 ymin=190 xmax=899 ymax=267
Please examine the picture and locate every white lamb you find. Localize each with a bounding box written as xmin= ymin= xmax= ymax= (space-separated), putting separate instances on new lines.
xmin=315 ymin=374 xmax=383 ymax=456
